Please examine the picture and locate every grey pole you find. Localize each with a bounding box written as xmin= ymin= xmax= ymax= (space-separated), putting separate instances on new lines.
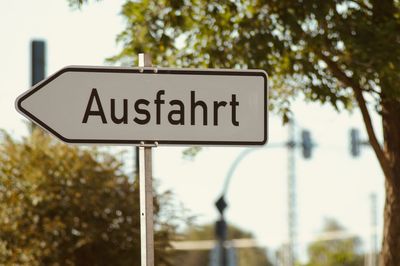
xmin=287 ymin=119 xmax=296 ymax=266
xmin=369 ymin=193 xmax=378 ymax=266
xmin=138 ymin=53 xmax=155 ymax=266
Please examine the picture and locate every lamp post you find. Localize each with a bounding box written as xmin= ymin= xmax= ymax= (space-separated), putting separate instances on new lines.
xmin=214 ymin=147 xmax=257 ymax=266
xmin=214 ymin=121 xmax=314 ymax=266
xmin=215 ymin=196 xmax=228 ymax=266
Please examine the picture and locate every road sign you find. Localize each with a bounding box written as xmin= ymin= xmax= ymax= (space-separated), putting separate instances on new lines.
xmin=215 ymin=196 xmax=228 ymax=215
xmin=16 ymin=66 xmax=268 ymax=145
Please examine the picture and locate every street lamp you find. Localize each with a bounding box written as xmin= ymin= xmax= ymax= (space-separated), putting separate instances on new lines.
xmin=214 ymin=121 xmax=315 ymax=266
xmin=215 ymin=147 xmax=257 ymax=266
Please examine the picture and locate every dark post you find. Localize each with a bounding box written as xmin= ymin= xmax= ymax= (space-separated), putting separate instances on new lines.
xmin=215 ymin=196 xmax=228 ymax=266
xmin=31 ymin=40 xmax=46 ymax=132
xmin=350 ymin=128 xmax=361 ymax=157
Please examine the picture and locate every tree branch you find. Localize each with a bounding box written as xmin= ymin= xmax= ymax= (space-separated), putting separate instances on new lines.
xmin=349 ymin=0 xmax=373 ymax=12
xmin=318 ymin=52 xmax=394 ymax=183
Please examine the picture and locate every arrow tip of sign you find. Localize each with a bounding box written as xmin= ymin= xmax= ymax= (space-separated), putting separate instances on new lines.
xmin=15 ymin=93 xmax=26 ymax=114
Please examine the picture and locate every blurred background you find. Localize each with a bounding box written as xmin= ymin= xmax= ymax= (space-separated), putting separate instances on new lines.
xmin=0 ymin=1 xmax=390 ymax=265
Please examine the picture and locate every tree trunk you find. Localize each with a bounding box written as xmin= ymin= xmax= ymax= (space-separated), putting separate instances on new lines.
xmin=380 ymin=98 xmax=400 ymax=266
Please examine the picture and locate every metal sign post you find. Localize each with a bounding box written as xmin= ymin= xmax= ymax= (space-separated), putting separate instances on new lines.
xmin=139 ymin=142 xmax=156 ymax=266
xmin=138 ymin=54 xmax=156 ymax=266
xmin=15 ymin=52 xmax=269 ymax=266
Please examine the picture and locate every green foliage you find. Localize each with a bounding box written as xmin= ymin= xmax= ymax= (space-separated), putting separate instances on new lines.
xmin=182 ymin=223 xmax=254 ymax=241
xmin=173 ymin=223 xmax=273 ymax=266
xmin=102 ymin=0 xmax=399 ymax=118
xmin=182 ymin=147 xmax=202 ymax=160
xmin=0 ymin=130 xmax=176 ymax=265
xmin=67 ymin=0 xmax=95 ymax=9
xmin=305 ymin=219 xmax=364 ymax=266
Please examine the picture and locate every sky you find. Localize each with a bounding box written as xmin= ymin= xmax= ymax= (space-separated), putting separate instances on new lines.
xmin=0 ymin=0 xmax=385 ymax=262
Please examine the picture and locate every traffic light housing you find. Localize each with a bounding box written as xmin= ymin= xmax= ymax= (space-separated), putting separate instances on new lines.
xmin=350 ymin=128 xmax=361 ymax=157
xmin=301 ymin=130 xmax=313 ymax=159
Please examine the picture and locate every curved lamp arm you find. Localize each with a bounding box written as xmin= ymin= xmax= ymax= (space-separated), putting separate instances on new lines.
xmin=220 ymin=143 xmax=282 ymax=198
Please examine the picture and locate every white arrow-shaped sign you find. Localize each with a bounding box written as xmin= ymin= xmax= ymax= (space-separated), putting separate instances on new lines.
xmin=16 ymin=66 xmax=268 ymax=145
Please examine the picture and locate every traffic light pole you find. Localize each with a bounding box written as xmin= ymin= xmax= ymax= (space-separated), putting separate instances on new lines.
xmin=215 ymin=122 xmax=313 ymax=266
xmin=286 ymin=119 xmax=296 ymax=266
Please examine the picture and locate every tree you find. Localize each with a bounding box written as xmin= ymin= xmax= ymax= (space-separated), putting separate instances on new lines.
xmin=69 ymin=0 xmax=399 ymax=265
xmin=69 ymin=0 xmax=399 ymax=264
xmin=306 ymin=219 xmax=364 ymax=266
xmin=173 ymin=223 xmax=273 ymax=266
xmin=0 ymin=130 xmax=178 ymax=265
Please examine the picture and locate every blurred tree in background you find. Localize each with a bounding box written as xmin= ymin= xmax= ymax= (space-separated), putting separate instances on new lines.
xmin=98 ymin=1 xmax=398 ymax=265
xmin=0 ymin=130 xmax=178 ymax=265
xmin=306 ymin=219 xmax=364 ymax=266
xmin=173 ymin=223 xmax=273 ymax=266
xmin=69 ymin=0 xmax=400 ymax=264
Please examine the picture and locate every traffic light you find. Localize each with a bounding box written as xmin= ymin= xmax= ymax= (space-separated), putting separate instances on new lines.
xmin=350 ymin=128 xmax=361 ymax=157
xmin=301 ymin=130 xmax=313 ymax=159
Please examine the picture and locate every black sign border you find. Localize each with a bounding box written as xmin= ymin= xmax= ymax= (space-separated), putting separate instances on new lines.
xmin=17 ymin=67 xmax=268 ymax=146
